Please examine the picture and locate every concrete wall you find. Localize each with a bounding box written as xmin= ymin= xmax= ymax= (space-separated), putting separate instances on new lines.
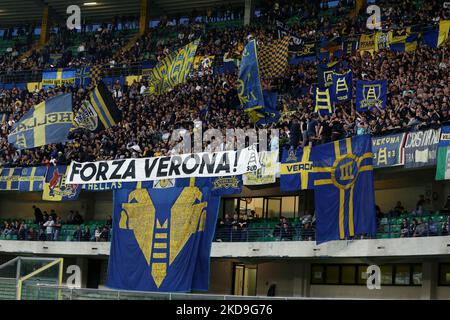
xmin=208 ymin=259 xmax=234 ymax=295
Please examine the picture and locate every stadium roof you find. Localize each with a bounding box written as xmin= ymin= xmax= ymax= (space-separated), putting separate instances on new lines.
xmin=0 ymin=0 xmax=246 ymax=26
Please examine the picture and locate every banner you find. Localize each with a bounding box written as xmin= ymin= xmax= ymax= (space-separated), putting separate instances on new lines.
xmin=107 ymin=181 xmax=220 ymax=291
xmin=19 ymin=166 xmax=48 ymax=192
xmin=404 ymin=128 xmax=441 ymax=168
xmin=8 ymin=94 xmax=74 ymax=150
xmin=313 ymin=135 xmax=376 ymax=244
xmin=436 ymin=126 xmax=450 ymax=180
xmin=42 ymin=68 xmax=76 ymax=87
xmin=243 ymin=151 xmax=278 ymax=185
xmin=74 ymin=82 xmax=122 ymax=133
xmin=289 ymin=43 xmax=317 ymax=63
xmin=355 ymin=80 xmax=388 ymax=112
xmin=43 ymin=165 xmax=81 ymax=201
xmin=66 ymin=146 xmax=261 ymax=184
xmin=330 ymin=70 xmax=352 ymax=102
xmin=0 ymin=167 xmax=22 ymax=190
xmin=276 ymin=20 xmax=304 ymax=51
xmin=358 ymin=34 xmax=376 ymax=56
xmin=372 ymin=133 xmax=406 ymax=168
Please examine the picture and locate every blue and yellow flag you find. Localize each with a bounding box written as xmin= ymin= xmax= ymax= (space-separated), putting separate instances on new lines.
xmin=42 ymin=68 xmax=76 ymax=88
xmin=107 ymin=178 xmax=220 ymax=292
xmin=317 ymin=61 xmax=340 ymax=89
xmin=145 ymin=40 xmax=199 ymax=95
xmin=75 ymin=66 xmax=102 ymax=87
xmin=355 ymin=80 xmax=388 ymax=112
xmin=19 ymin=166 xmax=48 ymax=192
xmin=0 ymin=113 xmax=9 ymax=123
xmin=331 ymin=70 xmax=352 ymax=102
xmin=258 ymin=36 xmax=289 ymax=79
xmin=280 ymin=147 xmax=315 ymax=191
xmin=237 ymin=40 xmax=265 ymax=122
xmin=312 ymin=135 xmax=376 ymax=244
xmin=8 ymin=94 xmax=74 ymax=150
xmin=0 ymin=167 xmax=22 ymax=190
xmin=313 ymin=86 xmax=333 ymax=116
xmin=42 ymin=165 xmax=81 ymax=201
xmin=74 ymin=81 xmax=122 ymax=133
xmin=423 ymin=20 xmax=450 ymax=48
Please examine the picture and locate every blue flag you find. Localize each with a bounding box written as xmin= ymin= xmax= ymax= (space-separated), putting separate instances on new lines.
xmin=317 ymin=61 xmax=340 ymax=89
xmin=237 ymin=40 xmax=265 ymax=122
xmin=42 ymin=68 xmax=76 ymax=88
xmin=331 ymin=70 xmax=352 ymax=102
xmin=107 ymin=179 xmax=220 ymax=292
xmin=355 ymin=80 xmax=388 ymax=112
xmin=312 ymin=135 xmax=376 ymax=244
xmin=280 ymin=147 xmax=315 ymax=191
xmin=8 ymin=94 xmax=74 ymax=150
xmin=0 ymin=167 xmax=22 ymax=190
xmin=19 ymin=166 xmax=48 ymax=192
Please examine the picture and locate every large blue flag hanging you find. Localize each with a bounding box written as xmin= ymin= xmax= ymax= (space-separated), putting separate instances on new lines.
xmin=331 ymin=70 xmax=352 ymax=103
xmin=237 ymin=40 xmax=265 ymax=122
xmin=280 ymin=147 xmax=315 ymax=191
xmin=107 ymin=178 xmax=221 ymax=292
xmin=8 ymin=94 xmax=74 ymax=150
xmin=312 ymin=135 xmax=376 ymax=244
xmin=355 ymin=80 xmax=388 ymax=112
xmin=19 ymin=166 xmax=48 ymax=192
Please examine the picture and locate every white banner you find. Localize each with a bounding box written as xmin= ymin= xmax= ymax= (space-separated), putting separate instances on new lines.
xmin=65 ymin=146 xmax=261 ymax=184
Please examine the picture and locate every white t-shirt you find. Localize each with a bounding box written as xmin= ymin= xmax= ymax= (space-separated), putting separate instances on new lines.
xmin=43 ymin=220 xmax=55 ymax=234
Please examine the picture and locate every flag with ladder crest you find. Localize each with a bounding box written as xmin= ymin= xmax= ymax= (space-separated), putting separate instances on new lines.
xmin=355 ymin=80 xmax=387 ymax=112
xmin=107 ymin=177 xmax=220 ymax=292
xmin=312 ymin=135 xmax=376 ymax=244
xmin=331 ymin=70 xmax=352 ymax=102
xmin=280 ymin=147 xmax=316 ymax=191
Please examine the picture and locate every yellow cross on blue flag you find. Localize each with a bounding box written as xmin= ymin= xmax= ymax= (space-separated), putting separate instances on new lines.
xmin=312 ymin=135 xmax=376 ymax=244
xmin=8 ymin=94 xmax=74 ymax=150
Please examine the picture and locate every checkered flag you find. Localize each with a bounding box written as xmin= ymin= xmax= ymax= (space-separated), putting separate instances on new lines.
xmin=258 ymin=36 xmax=289 ymax=79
